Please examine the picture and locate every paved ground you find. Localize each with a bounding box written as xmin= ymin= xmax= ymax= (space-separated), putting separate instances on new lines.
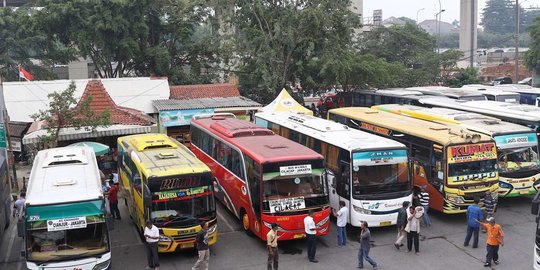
xmin=1 ymin=191 xmax=535 ymax=270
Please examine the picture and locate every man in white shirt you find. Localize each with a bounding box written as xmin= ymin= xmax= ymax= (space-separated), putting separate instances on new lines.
xmin=332 ymin=201 xmax=348 ymax=246
xmin=144 ymin=220 xmax=160 ymax=270
xmin=13 ymin=192 xmax=25 ymax=218
xmin=304 ymin=211 xmax=318 ymax=263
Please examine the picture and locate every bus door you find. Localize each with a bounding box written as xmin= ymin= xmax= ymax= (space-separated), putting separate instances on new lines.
xmin=328 ymin=162 xmax=350 ymax=213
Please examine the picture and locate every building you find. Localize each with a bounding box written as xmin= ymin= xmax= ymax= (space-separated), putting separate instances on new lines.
xmin=418 ymin=19 xmax=455 ymax=35
xmin=154 ymin=83 xmax=261 ymax=145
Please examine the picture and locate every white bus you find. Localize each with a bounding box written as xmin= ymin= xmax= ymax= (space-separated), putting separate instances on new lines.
xmin=493 ymin=84 xmax=540 ymax=107
xmin=18 ymin=147 xmax=113 ymax=270
xmin=373 ymin=104 xmax=540 ymax=197
xmin=419 ymin=98 xmax=540 ymax=134
xmin=255 ymin=112 xmax=412 ymax=227
xmin=460 ymin=85 xmax=521 ymax=103
xmin=406 ymin=86 xmax=487 ymax=101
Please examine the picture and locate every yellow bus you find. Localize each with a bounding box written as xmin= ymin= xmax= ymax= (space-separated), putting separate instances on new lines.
xmin=328 ymin=107 xmax=499 ymax=214
xmin=118 ymin=133 xmax=217 ymax=252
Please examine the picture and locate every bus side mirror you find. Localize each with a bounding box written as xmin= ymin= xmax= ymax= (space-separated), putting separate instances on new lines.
xmin=415 ymin=165 xmax=420 ymax=175
xmin=143 ymin=184 xmax=152 ymax=206
xmin=17 ymin=219 xmax=25 ymax=237
xmin=106 ymin=215 xmax=115 ymax=231
xmin=532 ymin=191 xmax=540 ymax=215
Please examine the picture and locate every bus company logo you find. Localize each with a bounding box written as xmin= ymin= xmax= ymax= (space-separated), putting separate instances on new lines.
xmin=360 ymin=122 xmax=390 ymax=135
xmin=367 ymin=202 xmax=381 ymax=210
xmin=451 ymin=143 xmax=495 ymax=158
xmin=370 ymin=151 xmax=394 ymax=157
xmin=160 ymin=177 xmax=201 ymax=190
xmin=281 ymin=98 xmax=294 ymax=108
xmin=455 ymin=172 xmax=497 ymax=182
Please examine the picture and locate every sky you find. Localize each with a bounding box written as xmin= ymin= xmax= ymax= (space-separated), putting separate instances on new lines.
xmin=363 ymin=0 xmax=488 ymax=24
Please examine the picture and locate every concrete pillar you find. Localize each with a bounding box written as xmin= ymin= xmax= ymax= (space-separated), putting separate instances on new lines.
xmin=68 ymin=58 xmax=90 ymax=79
xmin=459 ymin=0 xmax=478 ymax=68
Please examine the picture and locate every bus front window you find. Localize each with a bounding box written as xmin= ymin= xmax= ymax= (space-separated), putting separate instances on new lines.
xmin=498 ymin=146 xmax=540 ymax=173
xmin=27 ymin=222 xmax=109 ymax=262
xmin=352 ymin=162 xmax=410 ymax=197
xmin=261 ymin=172 xmax=328 ymax=213
xmin=151 ymin=186 xmax=215 ymax=227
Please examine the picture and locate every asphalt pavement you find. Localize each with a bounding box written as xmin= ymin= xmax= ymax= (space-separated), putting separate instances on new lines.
xmin=1 ymin=194 xmax=535 ymax=270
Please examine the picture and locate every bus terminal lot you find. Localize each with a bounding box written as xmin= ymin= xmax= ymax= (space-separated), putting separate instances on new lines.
xmin=1 ymin=196 xmax=535 ymax=270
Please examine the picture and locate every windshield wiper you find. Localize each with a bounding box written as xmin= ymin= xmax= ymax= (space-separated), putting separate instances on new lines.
xmin=163 ymin=216 xmax=197 ymax=226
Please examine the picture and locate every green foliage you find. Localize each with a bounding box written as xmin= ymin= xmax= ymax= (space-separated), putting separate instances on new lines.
xmin=481 ymin=0 xmax=527 ymax=34
xmin=446 ymin=68 xmax=482 ymax=87
xmin=525 ymin=16 xmax=540 ymax=73
xmin=30 ymin=82 xmax=111 ymax=148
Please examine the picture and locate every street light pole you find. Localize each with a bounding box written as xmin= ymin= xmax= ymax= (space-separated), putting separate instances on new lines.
xmin=416 ymin=8 xmax=425 ymax=24
xmin=436 ymin=9 xmax=446 ymax=53
xmin=515 ymin=0 xmax=520 ymax=82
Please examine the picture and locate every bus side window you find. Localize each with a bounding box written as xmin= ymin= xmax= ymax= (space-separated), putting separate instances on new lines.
xmin=245 ymin=155 xmax=261 ymax=218
xmin=485 ymin=94 xmax=495 ymax=101
xmin=339 ymin=162 xmax=350 ymax=199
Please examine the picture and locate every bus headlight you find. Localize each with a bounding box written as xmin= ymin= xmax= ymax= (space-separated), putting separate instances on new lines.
xmin=446 ymin=194 xmax=464 ymax=204
xmin=316 ymin=215 xmax=330 ymax=227
xmin=208 ymin=224 xmax=217 ymax=235
xmin=353 ymin=205 xmax=371 ymax=215
xmin=159 ymin=235 xmax=172 ymax=242
xmin=498 ymin=182 xmax=513 ymax=190
xmin=92 ymin=259 xmax=111 ymax=270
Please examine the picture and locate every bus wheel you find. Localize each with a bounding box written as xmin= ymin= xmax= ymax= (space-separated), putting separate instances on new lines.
xmin=241 ymin=210 xmax=253 ymax=236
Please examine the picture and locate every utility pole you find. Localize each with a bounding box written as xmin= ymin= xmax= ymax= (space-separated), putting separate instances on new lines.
xmin=515 ymin=0 xmax=520 ymax=82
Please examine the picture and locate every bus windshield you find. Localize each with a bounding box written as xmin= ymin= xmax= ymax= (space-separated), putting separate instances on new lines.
xmin=151 ymin=185 xmax=215 ymax=227
xmin=498 ymin=146 xmax=540 ymax=173
xmin=351 ymin=150 xmax=410 ymax=197
xmin=26 ymin=220 xmax=109 ymax=262
xmin=447 ymin=143 xmax=498 ymax=185
xmin=261 ymin=162 xmax=328 ymax=213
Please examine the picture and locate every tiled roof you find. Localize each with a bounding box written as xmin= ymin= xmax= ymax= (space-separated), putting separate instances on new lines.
xmin=75 ymin=80 xmax=154 ymax=126
xmin=170 ymin=83 xmax=240 ymax=100
xmin=153 ymin=96 xmax=261 ymax=111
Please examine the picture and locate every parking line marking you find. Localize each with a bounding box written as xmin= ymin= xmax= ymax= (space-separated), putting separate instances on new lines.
xmin=3 ymin=219 xmax=18 ymax=263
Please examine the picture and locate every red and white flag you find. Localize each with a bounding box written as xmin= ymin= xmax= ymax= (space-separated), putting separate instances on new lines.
xmin=18 ymin=66 xmax=34 ymax=81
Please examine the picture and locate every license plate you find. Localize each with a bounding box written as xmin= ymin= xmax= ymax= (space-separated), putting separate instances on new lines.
xmin=180 ymin=243 xmax=194 ymax=248
xmin=379 ymin=221 xmax=392 ymax=226
xmin=293 ymin=233 xmax=305 ymax=239
xmin=520 ymin=190 xmax=530 ymax=195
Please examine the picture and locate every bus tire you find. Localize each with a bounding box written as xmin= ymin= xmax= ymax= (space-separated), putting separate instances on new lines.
xmin=240 ymin=209 xmax=253 ymax=237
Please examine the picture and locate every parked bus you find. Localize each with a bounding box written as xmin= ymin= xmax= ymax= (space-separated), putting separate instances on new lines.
xmin=531 ymin=191 xmax=540 ymax=270
xmin=351 ymin=89 xmax=427 ymax=107
xmin=19 ymin=147 xmax=113 ymax=270
xmin=373 ymin=104 xmax=540 ymax=197
xmin=419 ymin=98 xmax=540 ymax=134
xmin=190 ymin=114 xmax=330 ymax=241
xmin=406 ymin=86 xmax=487 ymax=101
xmin=117 ymin=133 xmax=217 ymax=252
xmin=0 ymin=150 xmax=10 ymax=240
xmin=461 ymin=85 xmax=521 ymax=103
xmin=254 ymin=112 xmax=412 ymax=227
xmin=328 ymin=107 xmax=499 ymax=214
xmin=493 ymin=84 xmax=540 ymax=106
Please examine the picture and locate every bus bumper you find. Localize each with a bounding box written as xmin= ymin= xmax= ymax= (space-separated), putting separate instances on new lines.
xmin=443 ymin=186 xmax=498 ymax=214
xmin=498 ymin=177 xmax=539 ymax=197
xmin=26 ymin=252 xmax=111 ymax=270
xmin=158 ymin=225 xmax=217 ymax=253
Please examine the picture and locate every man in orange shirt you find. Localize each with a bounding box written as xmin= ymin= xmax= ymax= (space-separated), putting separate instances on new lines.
xmin=476 ymin=217 xmax=504 ymax=267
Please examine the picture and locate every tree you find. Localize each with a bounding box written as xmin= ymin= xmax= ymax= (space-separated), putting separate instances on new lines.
xmin=447 ymin=68 xmax=482 ymax=87
xmin=525 ymin=16 xmax=540 ymax=76
xmin=481 ymin=0 xmax=527 ymax=34
xmin=30 ymin=82 xmax=111 ymax=148
xmin=438 ymin=49 xmax=465 ymax=85
xmin=220 ymin=0 xmax=360 ymax=102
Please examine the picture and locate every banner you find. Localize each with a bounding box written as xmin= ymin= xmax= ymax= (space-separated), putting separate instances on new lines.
xmin=47 ymin=216 xmax=87 ymax=232
xmin=353 ymin=150 xmax=407 ymax=167
xmin=159 ymin=108 xmax=214 ymax=127
xmin=268 ymin=197 xmax=306 ymax=213
xmin=447 ymin=143 xmax=497 ymax=164
xmin=279 ymin=164 xmax=312 ymax=176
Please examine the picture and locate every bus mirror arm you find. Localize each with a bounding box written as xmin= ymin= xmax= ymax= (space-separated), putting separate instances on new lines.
xmin=143 ymin=184 xmax=153 ymax=207
xmin=16 ymin=219 xmax=25 ymax=238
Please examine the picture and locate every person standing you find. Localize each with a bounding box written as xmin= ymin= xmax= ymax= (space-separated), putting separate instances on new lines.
xmin=105 ymin=183 xmax=121 ymax=220
xmin=482 ymin=191 xmax=497 ymax=233
xmin=394 ymin=201 xmax=409 ymax=249
xmin=464 ymin=197 xmax=483 ymax=248
xmin=267 ymin=223 xmax=280 ymax=270
xmin=144 ymin=220 xmax=160 ymax=270
xmin=419 ymin=186 xmax=431 ymax=227
xmin=405 ymin=206 xmax=421 ymax=255
xmin=476 ymin=217 xmax=504 ymax=267
xmin=333 ymin=201 xmax=348 ymax=246
xmin=13 ymin=192 xmax=26 ymax=219
xmin=192 ymin=222 xmax=210 ymax=270
xmin=358 ymin=221 xmax=378 ymax=269
xmin=304 ymin=211 xmax=319 ymax=263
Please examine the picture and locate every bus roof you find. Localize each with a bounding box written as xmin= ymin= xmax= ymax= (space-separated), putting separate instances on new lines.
xmin=191 ymin=116 xmax=323 ymax=164
xmin=375 ymin=89 xmax=424 ymax=96
xmin=493 ymin=84 xmax=540 ymax=94
xmin=372 ymin=104 xmax=534 ymax=136
xmin=26 ymin=146 xmax=102 ymax=206
xmin=407 ymin=87 xmax=487 ymax=100
xmin=328 ymin=107 xmax=493 ymax=146
xmin=118 ymin=133 xmax=211 ymax=177
xmin=419 ymin=98 xmax=540 ymax=124
xmin=255 ymin=111 xmax=406 ymax=152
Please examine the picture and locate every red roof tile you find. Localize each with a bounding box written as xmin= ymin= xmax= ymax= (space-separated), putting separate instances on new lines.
xmin=74 ymin=80 xmax=154 ymax=126
xmin=170 ymin=83 xmax=240 ymax=100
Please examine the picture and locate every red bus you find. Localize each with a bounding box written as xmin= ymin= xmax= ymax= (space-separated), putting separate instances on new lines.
xmin=190 ymin=114 xmax=330 ymax=241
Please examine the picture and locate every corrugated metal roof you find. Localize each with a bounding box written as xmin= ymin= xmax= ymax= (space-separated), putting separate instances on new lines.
xmin=153 ymin=96 xmax=261 ymax=111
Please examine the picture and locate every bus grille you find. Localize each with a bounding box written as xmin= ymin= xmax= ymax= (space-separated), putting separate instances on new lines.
xmin=171 ymin=232 xmax=198 ymax=241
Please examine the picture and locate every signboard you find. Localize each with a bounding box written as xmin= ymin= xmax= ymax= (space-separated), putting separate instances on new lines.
xmin=447 ymin=143 xmax=497 ymax=164
xmin=47 ymin=216 xmax=87 ymax=232
xmin=279 ymin=164 xmax=312 ymax=176
xmin=360 ymin=122 xmax=390 ymax=136
xmin=153 ymin=186 xmax=208 ymax=202
xmin=159 ymin=176 xmax=202 ymax=190
xmin=0 ymin=126 xmax=6 ymax=148
xmin=159 ymin=108 xmax=214 ymax=127
xmin=494 ymin=133 xmax=537 ymax=149
xmin=11 ymin=138 xmax=21 ymax=152
xmin=353 ymin=150 xmax=407 ymax=167
xmin=269 ymin=197 xmax=306 ymax=213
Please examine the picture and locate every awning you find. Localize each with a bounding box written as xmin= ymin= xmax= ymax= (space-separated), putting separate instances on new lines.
xmin=23 ymin=124 xmax=152 ymax=144
xmin=261 ymin=89 xmax=313 ymax=115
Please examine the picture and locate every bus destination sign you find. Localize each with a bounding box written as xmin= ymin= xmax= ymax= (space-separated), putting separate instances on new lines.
xmin=159 ymin=176 xmax=202 ymax=190
xmin=47 ymin=216 xmax=87 ymax=232
xmin=448 ymin=143 xmax=497 ymax=163
xmin=280 ymin=164 xmax=312 ymax=176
